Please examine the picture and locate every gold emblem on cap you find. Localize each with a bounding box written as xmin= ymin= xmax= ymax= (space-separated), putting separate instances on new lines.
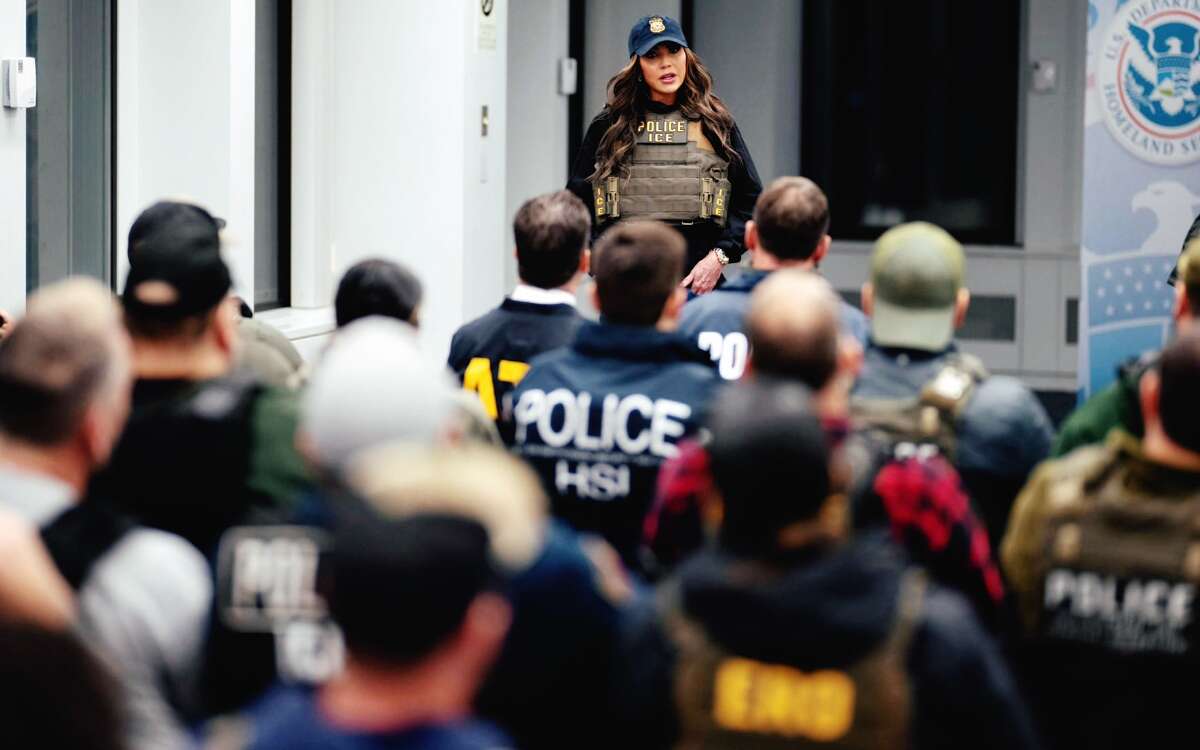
xmin=649 ymin=17 xmax=666 ymax=34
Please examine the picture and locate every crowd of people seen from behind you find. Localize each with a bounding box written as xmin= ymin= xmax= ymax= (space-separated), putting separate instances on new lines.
xmin=3 ymin=176 xmax=1200 ymax=750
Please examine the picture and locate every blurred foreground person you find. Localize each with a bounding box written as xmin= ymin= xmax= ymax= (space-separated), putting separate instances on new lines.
xmin=90 ymin=200 xmax=311 ymax=556
xmin=0 ymin=621 xmax=127 ymax=750
xmin=852 ymin=222 xmax=1052 ymax=547
xmin=0 ymin=278 xmax=211 ymax=749
xmin=236 ymin=448 xmax=525 ymax=749
xmin=302 ymin=324 xmax=653 ymax=749
xmin=678 ymin=176 xmax=866 ymax=381
xmin=1003 ymin=328 xmax=1200 ymax=749
xmin=508 ymin=220 xmax=719 ymax=573
xmin=449 ymin=191 xmax=588 ymax=429
xmin=1054 ymin=221 xmax=1200 ymax=456
xmin=650 ymin=380 xmax=1038 ymax=749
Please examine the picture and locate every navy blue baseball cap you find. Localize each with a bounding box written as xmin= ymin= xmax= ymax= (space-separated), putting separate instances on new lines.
xmin=628 ymin=15 xmax=689 ymax=58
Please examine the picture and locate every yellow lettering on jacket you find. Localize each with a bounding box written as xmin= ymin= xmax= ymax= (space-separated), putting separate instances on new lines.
xmin=712 ymin=658 xmax=856 ymax=741
xmin=463 ymin=357 xmax=531 ymax=419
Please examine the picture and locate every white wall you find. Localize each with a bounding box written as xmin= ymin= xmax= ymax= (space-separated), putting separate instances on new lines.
xmin=506 ymin=0 xmax=570 ymax=291
xmin=584 ymin=0 xmax=681 ymax=120
xmin=290 ymin=0 xmax=508 ymax=358
xmin=692 ymin=1 xmax=801 ymax=183
xmin=117 ymin=1 xmax=509 ymax=360
xmin=0 ymin=0 xmax=27 ymax=312
xmin=116 ymin=0 xmax=256 ymax=303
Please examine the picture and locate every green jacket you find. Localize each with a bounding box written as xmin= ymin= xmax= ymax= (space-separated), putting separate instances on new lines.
xmin=1052 ymin=357 xmax=1150 ymax=458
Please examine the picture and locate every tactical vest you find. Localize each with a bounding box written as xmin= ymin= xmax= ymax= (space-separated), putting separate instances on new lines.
xmin=664 ymin=568 xmax=924 ymax=750
xmin=592 ymin=110 xmax=732 ymax=227
xmin=1030 ymin=439 xmax=1200 ymax=658
xmin=850 ymin=353 xmax=988 ymax=462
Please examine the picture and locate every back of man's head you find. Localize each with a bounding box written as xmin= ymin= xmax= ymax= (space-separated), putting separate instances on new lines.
xmin=1157 ymin=328 xmax=1200 ymax=453
xmin=122 ymin=200 xmax=232 ymax=341
xmin=746 ymin=269 xmax=840 ymax=390
xmin=515 ymin=190 xmax=591 ymax=289
xmin=0 ymin=279 xmax=128 ymax=448
xmin=324 ymin=447 xmax=527 ymax=668
xmin=593 ymin=221 xmax=685 ymax=326
xmin=753 ymin=177 xmax=830 ymax=261
xmin=708 ymin=379 xmax=831 ymax=557
xmin=335 ymin=259 xmax=424 ymax=328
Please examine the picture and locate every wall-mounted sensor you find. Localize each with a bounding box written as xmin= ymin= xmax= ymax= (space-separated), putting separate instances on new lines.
xmin=1031 ymin=59 xmax=1057 ymax=94
xmin=1 ymin=57 xmax=36 ymax=108
xmin=559 ymin=58 xmax=577 ymax=96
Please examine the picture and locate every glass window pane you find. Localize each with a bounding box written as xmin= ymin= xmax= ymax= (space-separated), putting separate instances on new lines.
xmin=26 ymin=0 xmax=113 ymax=291
xmin=802 ymin=0 xmax=1020 ymax=245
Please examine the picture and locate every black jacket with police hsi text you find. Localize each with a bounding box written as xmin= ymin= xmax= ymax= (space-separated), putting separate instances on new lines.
xmin=506 ymin=321 xmax=721 ymax=571
xmin=567 ymin=103 xmax=762 ymax=269
xmin=448 ymin=298 xmax=584 ymax=437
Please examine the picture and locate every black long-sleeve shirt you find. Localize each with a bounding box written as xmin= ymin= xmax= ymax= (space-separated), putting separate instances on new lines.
xmin=566 ymin=103 xmax=763 ymax=268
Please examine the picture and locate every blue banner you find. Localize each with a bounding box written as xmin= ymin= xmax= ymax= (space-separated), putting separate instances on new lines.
xmin=1081 ymin=0 xmax=1200 ymax=397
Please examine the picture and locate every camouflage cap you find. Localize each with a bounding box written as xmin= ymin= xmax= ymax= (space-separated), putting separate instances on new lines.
xmin=869 ymin=222 xmax=965 ymax=352
xmin=1177 ymin=234 xmax=1200 ymax=289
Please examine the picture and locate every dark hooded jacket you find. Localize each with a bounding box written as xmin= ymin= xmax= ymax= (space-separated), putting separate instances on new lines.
xmin=630 ymin=535 xmax=1039 ymax=749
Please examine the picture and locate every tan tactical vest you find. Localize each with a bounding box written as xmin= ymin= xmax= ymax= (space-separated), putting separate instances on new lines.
xmin=850 ymin=353 xmax=989 ymax=462
xmin=664 ymin=568 xmax=924 ymax=750
xmin=1031 ymin=437 xmax=1200 ymax=655
xmin=592 ymin=110 xmax=732 ymax=227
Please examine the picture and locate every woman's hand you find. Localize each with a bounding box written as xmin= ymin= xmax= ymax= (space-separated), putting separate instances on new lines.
xmin=681 ymin=250 xmax=725 ymax=295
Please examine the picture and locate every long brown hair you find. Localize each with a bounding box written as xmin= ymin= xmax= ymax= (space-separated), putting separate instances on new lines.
xmin=591 ymin=47 xmax=738 ymax=183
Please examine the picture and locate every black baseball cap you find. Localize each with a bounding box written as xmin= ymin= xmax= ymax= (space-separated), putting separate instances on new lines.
xmin=708 ymin=378 xmax=831 ymax=557
xmin=628 ymin=14 xmax=689 ymax=58
xmin=122 ymin=201 xmax=232 ymax=322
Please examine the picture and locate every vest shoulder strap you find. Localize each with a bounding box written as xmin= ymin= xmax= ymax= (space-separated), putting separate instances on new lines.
xmin=41 ymin=503 xmax=136 ymax=590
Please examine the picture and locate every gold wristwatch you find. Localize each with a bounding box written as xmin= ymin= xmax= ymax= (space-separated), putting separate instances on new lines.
xmin=713 ymin=248 xmax=730 ymax=266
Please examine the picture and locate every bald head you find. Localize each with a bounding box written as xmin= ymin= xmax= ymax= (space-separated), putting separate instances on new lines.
xmin=0 ymin=278 xmax=131 ymax=447
xmin=746 ymin=269 xmax=841 ymax=390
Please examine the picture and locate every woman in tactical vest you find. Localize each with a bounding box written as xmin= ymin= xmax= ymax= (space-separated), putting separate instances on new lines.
xmin=567 ymin=15 xmax=762 ymax=295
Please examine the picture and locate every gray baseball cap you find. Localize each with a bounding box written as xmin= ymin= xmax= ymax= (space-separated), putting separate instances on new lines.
xmin=868 ymin=222 xmax=965 ymax=352
xmin=302 ymin=317 xmax=458 ymax=470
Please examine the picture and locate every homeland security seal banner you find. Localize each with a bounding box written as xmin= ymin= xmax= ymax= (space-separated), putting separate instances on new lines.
xmin=1081 ymin=0 xmax=1200 ymax=397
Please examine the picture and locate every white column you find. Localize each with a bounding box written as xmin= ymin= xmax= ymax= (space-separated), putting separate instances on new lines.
xmin=0 ymin=0 xmax=27 ymax=312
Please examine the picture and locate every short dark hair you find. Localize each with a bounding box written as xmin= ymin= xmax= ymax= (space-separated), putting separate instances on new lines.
xmin=321 ymin=510 xmax=495 ymax=666
xmin=708 ymin=379 xmax=830 ymax=557
xmin=592 ymin=221 xmax=685 ymax=326
xmin=746 ymin=270 xmax=840 ymax=390
xmin=1158 ymin=328 xmax=1200 ymax=453
xmin=335 ymin=259 xmax=423 ymax=328
xmin=0 ymin=296 xmax=117 ymax=446
xmin=753 ymin=177 xmax=830 ymax=261
xmin=514 ymin=191 xmax=591 ymax=289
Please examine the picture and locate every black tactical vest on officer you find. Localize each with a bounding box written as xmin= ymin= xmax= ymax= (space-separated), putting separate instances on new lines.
xmin=1031 ymin=440 xmax=1200 ymax=657
xmin=592 ymin=109 xmax=732 ymax=228
xmin=1020 ymin=437 xmax=1200 ymax=748
xmin=663 ymin=568 xmax=924 ymax=749
xmin=850 ymin=353 xmax=988 ymax=462
xmin=87 ymin=373 xmax=265 ymax=557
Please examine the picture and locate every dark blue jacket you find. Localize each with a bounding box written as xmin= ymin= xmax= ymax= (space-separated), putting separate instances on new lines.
xmin=678 ymin=270 xmax=869 ymax=380
xmin=853 ymin=342 xmax=1053 ymax=545
xmin=628 ymin=535 xmax=1040 ymax=749
xmin=508 ymin=321 xmax=720 ymax=568
xmin=241 ymin=686 xmax=512 ymax=749
xmin=448 ymin=298 xmax=583 ymax=432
